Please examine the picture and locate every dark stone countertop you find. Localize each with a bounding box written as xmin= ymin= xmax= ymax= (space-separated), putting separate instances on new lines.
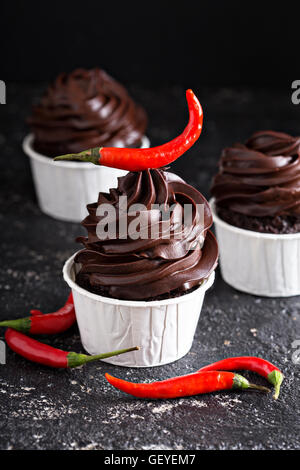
xmin=0 ymin=83 xmax=299 ymax=450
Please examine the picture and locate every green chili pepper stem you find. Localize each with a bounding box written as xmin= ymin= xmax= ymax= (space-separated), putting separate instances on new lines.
xmin=233 ymin=373 xmax=270 ymax=392
xmin=67 ymin=346 xmax=140 ymax=368
xmin=54 ymin=147 xmax=101 ymax=165
xmin=0 ymin=317 xmax=31 ymax=334
xmin=268 ymin=370 xmax=284 ymax=400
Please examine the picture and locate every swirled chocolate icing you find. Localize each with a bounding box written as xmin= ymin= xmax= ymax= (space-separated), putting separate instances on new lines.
xmin=75 ymin=169 xmax=218 ymax=301
xmin=29 ymin=68 xmax=147 ymax=156
xmin=211 ymin=131 xmax=300 ymax=218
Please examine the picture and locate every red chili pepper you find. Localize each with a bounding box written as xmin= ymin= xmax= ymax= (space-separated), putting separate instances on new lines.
xmin=198 ymin=357 xmax=284 ymax=400
xmin=0 ymin=292 xmax=76 ymax=335
xmin=105 ymin=371 xmax=270 ymax=399
xmin=5 ymin=328 xmax=139 ymax=368
xmin=29 ymin=309 xmax=43 ymax=316
xmin=54 ymin=89 xmax=203 ymax=171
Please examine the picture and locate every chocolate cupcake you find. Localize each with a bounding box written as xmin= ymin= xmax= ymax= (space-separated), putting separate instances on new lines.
xmin=28 ymin=68 xmax=147 ymax=157
xmin=60 ymin=87 xmax=218 ymax=366
xmin=63 ymin=169 xmax=218 ymax=366
xmin=23 ymin=68 xmax=149 ymax=222
xmin=210 ymin=130 xmax=300 ymax=297
xmin=211 ymin=131 xmax=300 ymax=234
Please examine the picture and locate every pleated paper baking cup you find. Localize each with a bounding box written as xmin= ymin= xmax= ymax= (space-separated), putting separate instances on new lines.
xmin=23 ymin=134 xmax=150 ymax=223
xmin=63 ymin=253 xmax=215 ymax=367
xmin=210 ymin=198 xmax=300 ymax=297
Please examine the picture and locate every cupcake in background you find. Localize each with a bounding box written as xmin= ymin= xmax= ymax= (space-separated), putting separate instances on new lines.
xmin=210 ymin=130 xmax=300 ymax=297
xmin=212 ymin=131 xmax=300 ymax=234
xmin=23 ymin=68 xmax=149 ymax=222
xmin=28 ymin=68 xmax=147 ymax=156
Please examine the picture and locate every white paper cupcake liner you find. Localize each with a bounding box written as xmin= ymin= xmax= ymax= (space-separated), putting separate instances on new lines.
xmin=63 ymin=253 xmax=215 ymax=367
xmin=210 ymin=198 xmax=300 ymax=297
xmin=23 ymin=134 xmax=150 ymax=223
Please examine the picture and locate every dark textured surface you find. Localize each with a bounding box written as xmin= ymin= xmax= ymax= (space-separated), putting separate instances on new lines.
xmin=0 ymin=83 xmax=300 ymax=450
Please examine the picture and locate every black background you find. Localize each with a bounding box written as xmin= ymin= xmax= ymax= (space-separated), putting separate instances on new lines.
xmin=1 ymin=1 xmax=300 ymax=86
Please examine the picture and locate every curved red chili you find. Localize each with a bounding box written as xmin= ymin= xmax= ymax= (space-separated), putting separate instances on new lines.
xmin=5 ymin=328 xmax=139 ymax=368
xmin=54 ymin=89 xmax=203 ymax=171
xmin=0 ymin=292 xmax=76 ymax=335
xmin=105 ymin=370 xmax=270 ymax=399
xmin=198 ymin=357 xmax=284 ymax=400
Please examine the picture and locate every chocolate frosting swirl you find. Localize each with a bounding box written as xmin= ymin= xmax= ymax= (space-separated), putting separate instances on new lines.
xmin=29 ymin=68 xmax=147 ymax=156
xmin=75 ymin=169 xmax=218 ymax=300
xmin=211 ymin=130 xmax=300 ymax=216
